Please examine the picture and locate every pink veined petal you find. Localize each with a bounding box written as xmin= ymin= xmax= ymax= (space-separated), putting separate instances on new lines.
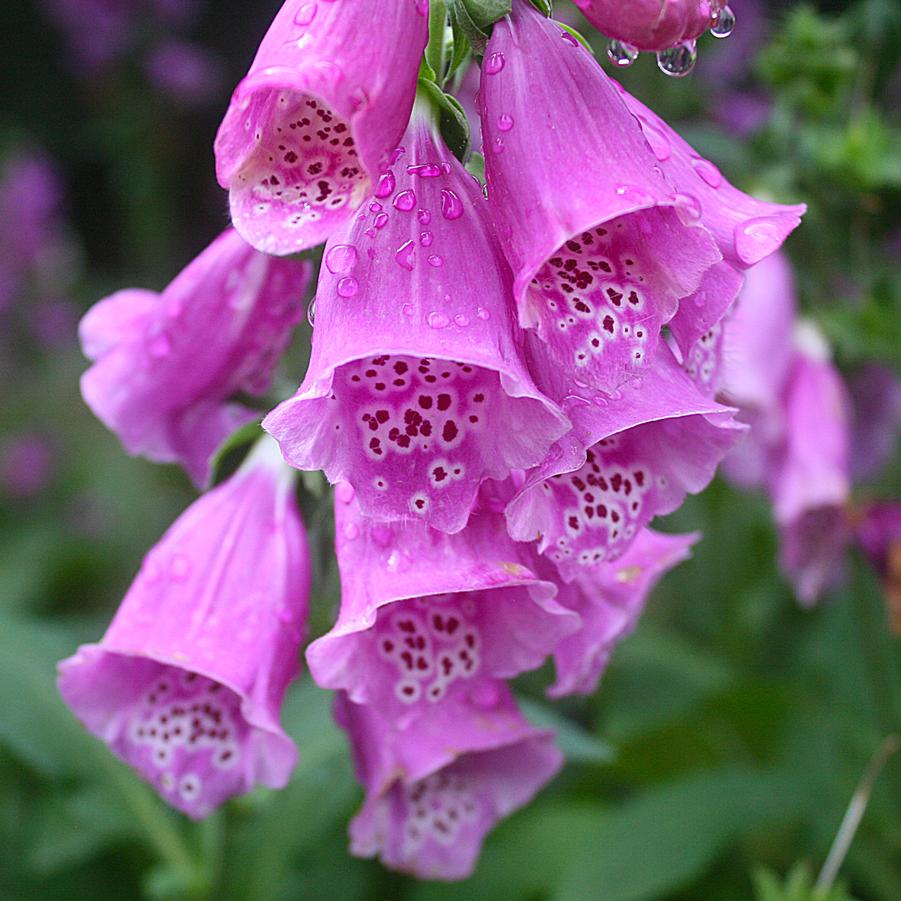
xmin=548 ymin=528 xmax=699 ymax=697
xmin=336 ymin=688 xmax=563 ymax=881
xmin=264 ymin=107 xmax=569 ymax=534
xmin=79 ymin=229 xmax=310 ymax=486
xmin=507 ymin=340 xmax=744 ymax=580
xmin=575 ymin=0 xmax=720 ymax=52
xmin=214 ymin=0 xmax=428 ymax=254
xmin=480 ymin=1 xmax=722 ymax=393
xmin=306 ymin=486 xmax=579 ymax=708
xmin=57 ymin=439 xmax=310 ymax=818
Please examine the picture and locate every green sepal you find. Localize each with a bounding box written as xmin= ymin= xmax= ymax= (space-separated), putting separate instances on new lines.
xmin=207 ymin=419 xmax=265 ymax=487
xmin=424 ymin=0 xmax=448 ymax=83
xmin=446 ymin=13 xmax=473 ymax=83
xmin=558 ymin=21 xmax=594 ymax=53
xmin=417 ymin=77 xmax=472 ymax=163
xmin=449 ymin=0 xmax=510 ymax=54
xmin=528 ymin=0 xmax=552 ymax=14
xmin=465 ymin=151 xmax=486 ymax=185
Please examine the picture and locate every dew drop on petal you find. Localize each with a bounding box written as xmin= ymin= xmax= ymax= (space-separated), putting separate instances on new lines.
xmin=307 ymin=300 xmax=316 ymax=327
xmin=402 ymin=302 xmax=414 ymax=317
xmin=638 ymin=117 xmax=670 ymax=161
xmin=375 ymin=171 xmax=396 ymax=198
xmin=497 ymin=114 xmax=514 ymax=132
xmin=692 ymin=157 xmax=723 ymax=188
xmin=419 ymin=230 xmax=434 ymax=247
xmin=476 ymin=307 xmax=490 ymax=321
xmin=607 ymin=39 xmax=638 ymax=68
xmin=169 ymin=553 xmax=191 ymax=581
xmin=337 ymin=276 xmax=359 ymax=297
xmin=324 ymin=243 xmax=357 ymax=275
xmin=427 ymin=311 xmax=450 ymax=329
xmin=417 ymin=208 xmax=431 ymax=225
xmin=440 ymin=189 xmax=463 ymax=220
xmin=293 ymin=2 xmax=317 ymax=26
xmin=484 ymin=51 xmax=505 ymax=74
xmin=427 ymin=254 xmax=443 ymax=268
xmin=453 ymin=313 xmax=470 ymax=327
xmin=343 ymin=522 xmax=360 ymax=540
xmin=393 ymin=189 xmax=416 ymax=211
xmin=657 ymin=42 xmax=697 ymax=77
xmin=395 ymin=240 xmax=416 ymax=270
xmin=336 ymin=482 xmax=355 ymax=504
xmin=710 ymin=5 xmax=736 ymax=38
xmin=734 ymin=216 xmax=787 ymax=266
xmin=559 ymin=29 xmax=579 ymax=47
xmin=672 ymin=192 xmax=702 ymax=223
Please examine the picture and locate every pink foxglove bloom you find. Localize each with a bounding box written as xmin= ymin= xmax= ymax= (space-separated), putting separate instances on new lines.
xmin=57 ymin=439 xmax=310 ymax=818
xmin=573 ymin=0 xmax=721 ymax=53
xmin=480 ymin=1 xmax=721 ymax=392
xmin=214 ymin=0 xmax=428 ymax=255
xmin=336 ymin=688 xmax=562 ymax=880
xmin=264 ymin=106 xmax=569 ymax=533
xmin=507 ymin=339 xmax=743 ymax=580
xmin=307 ymin=485 xmax=578 ymax=707
xmin=80 ymin=229 xmax=310 ymax=486
xmin=549 ymin=529 xmax=698 ymax=697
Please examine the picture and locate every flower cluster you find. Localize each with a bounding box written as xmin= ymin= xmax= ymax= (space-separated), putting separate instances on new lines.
xmin=58 ymin=0 xmax=812 ymax=881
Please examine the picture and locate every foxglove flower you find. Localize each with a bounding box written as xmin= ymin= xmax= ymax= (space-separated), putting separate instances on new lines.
xmin=549 ymin=528 xmax=698 ymax=697
xmin=480 ymin=1 xmax=721 ymax=392
xmin=57 ymin=439 xmax=310 ymax=818
xmin=336 ymin=688 xmax=562 ymax=880
xmin=214 ymin=0 xmax=428 ymax=254
xmin=857 ymin=503 xmax=901 ymax=634
xmin=307 ymin=485 xmax=578 ymax=707
xmin=80 ymin=229 xmax=310 ymax=486
xmin=573 ymin=0 xmax=721 ymax=53
xmin=507 ymin=339 xmax=743 ymax=580
xmin=264 ymin=104 xmax=569 ymax=533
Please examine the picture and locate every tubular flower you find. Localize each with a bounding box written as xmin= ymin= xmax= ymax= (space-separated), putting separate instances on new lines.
xmin=214 ymin=0 xmax=428 ymax=254
xmin=480 ymin=1 xmax=721 ymax=393
xmin=506 ymin=339 xmax=744 ymax=581
xmin=336 ymin=688 xmax=563 ymax=881
xmin=57 ymin=439 xmax=310 ymax=818
xmin=306 ymin=485 xmax=579 ymax=707
xmin=548 ymin=528 xmax=699 ymax=697
xmin=264 ymin=104 xmax=569 ymax=533
xmin=79 ymin=229 xmax=310 ymax=486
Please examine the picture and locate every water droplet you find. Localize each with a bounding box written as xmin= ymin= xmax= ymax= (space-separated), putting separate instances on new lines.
xmin=615 ymin=183 xmax=655 ymax=206
xmin=417 ymin=208 xmax=431 ymax=225
xmin=657 ymin=42 xmax=697 ymax=77
xmin=493 ymin=137 xmax=505 ymax=154
xmin=373 ymin=212 xmax=388 ymax=229
xmin=343 ymin=522 xmax=359 ymax=541
xmin=734 ymin=216 xmax=787 ymax=266
xmin=395 ymin=240 xmax=415 ymax=270
xmin=638 ymin=116 xmax=670 ymax=161
xmin=143 ymin=558 xmax=163 ymax=584
xmin=307 ymin=300 xmax=316 ymax=327
xmin=402 ymin=302 xmax=414 ymax=317
xmin=336 ymin=483 xmax=355 ymax=504
xmin=371 ymin=524 xmax=393 ymax=548
xmin=710 ymin=4 xmax=735 ymax=38
xmin=369 ymin=200 xmax=383 ymax=213
xmin=440 ymin=189 xmax=463 ymax=220
xmin=485 ymin=51 xmax=505 ymax=74
xmin=692 ymin=157 xmax=722 ymax=188
xmin=560 ymin=29 xmax=579 ymax=47
xmin=393 ymin=189 xmax=416 ymax=211
xmin=427 ymin=254 xmax=443 ymax=268
xmin=406 ymin=163 xmax=442 ymax=178
xmin=149 ymin=333 xmax=171 ymax=358
xmin=476 ymin=307 xmax=490 ymax=321
xmin=672 ymin=192 xmax=702 ymax=223
xmin=427 ymin=311 xmax=450 ymax=329
xmin=324 ymin=243 xmax=357 ymax=275
xmin=419 ymin=230 xmax=433 ymax=247
xmin=337 ymin=276 xmax=359 ymax=298
xmin=293 ymin=2 xmax=317 ymax=25
xmin=497 ymin=113 xmax=514 ymax=132
xmin=607 ymin=39 xmax=638 ymax=68
xmin=389 ymin=146 xmax=405 ymax=165
xmin=453 ymin=313 xmax=470 ymax=327
xmin=169 ymin=553 xmax=191 ymax=581
xmin=375 ymin=170 xmax=395 ymax=198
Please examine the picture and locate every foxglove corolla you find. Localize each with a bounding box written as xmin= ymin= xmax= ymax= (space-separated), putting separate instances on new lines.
xmin=480 ymin=1 xmax=721 ymax=392
xmin=214 ymin=0 xmax=428 ymax=254
xmin=264 ymin=103 xmax=569 ymax=533
xmin=336 ymin=689 xmax=562 ymax=880
xmin=507 ymin=338 xmax=743 ymax=580
xmin=306 ymin=485 xmax=579 ymax=707
xmin=548 ymin=528 xmax=698 ymax=697
xmin=79 ymin=229 xmax=310 ymax=486
xmin=57 ymin=439 xmax=310 ymax=818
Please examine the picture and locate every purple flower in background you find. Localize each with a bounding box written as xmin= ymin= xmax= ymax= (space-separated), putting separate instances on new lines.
xmin=264 ymin=107 xmax=568 ymax=533
xmin=848 ymin=365 xmax=901 ymax=483
xmin=1 ymin=433 xmax=55 ymax=498
xmin=336 ymin=688 xmax=562 ymax=880
xmin=481 ymin=2 xmax=721 ymax=392
xmin=79 ymin=228 xmax=310 ymax=486
xmin=57 ymin=439 xmax=310 ymax=818
xmin=857 ymin=503 xmax=901 ymax=634
xmin=506 ymin=340 xmax=743 ymax=579
xmin=306 ymin=485 xmax=578 ymax=706
xmin=40 ymin=0 xmax=137 ymax=73
xmin=145 ymin=40 xmax=225 ymax=107
xmin=549 ymin=528 xmax=698 ymax=697
xmin=214 ymin=0 xmax=428 ymax=255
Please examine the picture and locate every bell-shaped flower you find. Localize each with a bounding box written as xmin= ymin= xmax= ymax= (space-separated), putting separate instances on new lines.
xmin=57 ymin=438 xmax=310 ymax=818
xmin=336 ymin=687 xmax=562 ymax=880
xmin=507 ymin=337 xmax=744 ymax=581
xmin=80 ymin=228 xmax=310 ymax=486
xmin=214 ymin=0 xmax=427 ymax=254
xmin=480 ymin=1 xmax=721 ymax=393
xmin=307 ymin=484 xmax=579 ymax=709
xmin=549 ymin=528 xmax=698 ymax=697
xmin=263 ymin=103 xmax=569 ymax=533
xmin=573 ymin=0 xmax=719 ymax=52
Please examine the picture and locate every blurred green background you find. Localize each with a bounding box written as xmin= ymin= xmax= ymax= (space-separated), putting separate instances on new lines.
xmin=0 ymin=1 xmax=899 ymax=899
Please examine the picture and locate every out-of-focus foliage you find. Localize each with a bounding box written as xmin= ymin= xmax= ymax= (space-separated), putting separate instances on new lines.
xmin=0 ymin=1 xmax=898 ymax=900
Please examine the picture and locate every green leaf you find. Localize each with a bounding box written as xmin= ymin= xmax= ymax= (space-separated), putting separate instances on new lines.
xmin=207 ymin=419 xmax=264 ymax=488
xmin=518 ymin=696 xmax=615 ymax=764
xmin=459 ymin=0 xmax=511 ymax=32
xmin=528 ymin=0 xmax=552 ymax=14
xmin=425 ymin=0 xmax=448 ymax=83
xmin=417 ymin=78 xmax=472 ymax=162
